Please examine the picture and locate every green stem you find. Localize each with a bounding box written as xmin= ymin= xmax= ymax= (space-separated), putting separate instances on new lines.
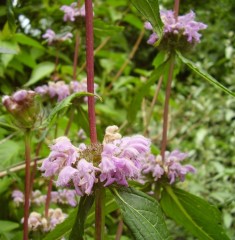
xmin=23 ymin=130 xmax=31 ymax=240
xmin=95 ymin=187 xmax=105 ymax=240
xmin=160 ymin=55 xmax=175 ymax=161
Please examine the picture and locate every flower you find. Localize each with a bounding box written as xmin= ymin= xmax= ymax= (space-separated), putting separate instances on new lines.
xmin=99 ymin=135 xmax=151 ymax=186
xmin=140 ymin=150 xmax=196 ymax=184
xmin=145 ymin=10 xmax=207 ymax=46
xmin=56 ymin=159 xmax=98 ymax=196
xmin=12 ymin=190 xmax=24 ymax=206
xmin=60 ymin=3 xmax=86 ymax=22
xmin=42 ymin=29 xmax=72 ymax=44
xmin=40 ymin=137 xmax=79 ymax=177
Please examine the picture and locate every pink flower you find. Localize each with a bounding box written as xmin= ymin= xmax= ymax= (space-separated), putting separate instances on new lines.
xmin=56 ymin=159 xmax=98 ymax=196
xmin=60 ymin=3 xmax=86 ymax=22
xmin=40 ymin=137 xmax=79 ymax=177
xmin=99 ymin=135 xmax=151 ymax=186
xmin=12 ymin=190 xmax=24 ymax=206
xmin=42 ymin=29 xmax=56 ymax=44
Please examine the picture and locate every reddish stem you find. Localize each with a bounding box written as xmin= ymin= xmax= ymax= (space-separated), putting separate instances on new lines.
xmin=161 ymin=56 xmax=175 ymax=161
xmin=23 ymin=131 xmax=31 ymax=240
xmin=115 ymin=220 xmax=124 ymax=240
xmin=85 ymin=0 xmax=97 ymax=144
xmin=174 ymin=0 xmax=180 ymax=20
xmin=44 ymin=177 xmax=53 ymax=218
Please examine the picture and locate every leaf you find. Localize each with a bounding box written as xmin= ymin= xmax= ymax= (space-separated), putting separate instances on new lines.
xmin=0 ymin=177 xmax=12 ymax=194
xmin=176 ymin=51 xmax=235 ymax=97
xmin=112 ymin=187 xmax=170 ymax=240
xmin=14 ymin=33 xmax=45 ymax=50
xmin=130 ymin=0 xmax=163 ymax=45
xmin=6 ymin=0 xmax=16 ymax=33
xmin=69 ymin=195 xmax=95 ymax=240
xmin=127 ymin=58 xmax=168 ymax=123
xmin=75 ymin=106 xmax=90 ymax=137
xmin=43 ymin=195 xmax=118 ymax=240
xmin=45 ymin=92 xmax=101 ymax=128
xmin=24 ymin=62 xmax=55 ymax=87
xmin=0 ymin=221 xmax=19 ymax=233
xmin=161 ymin=186 xmax=230 ymax=240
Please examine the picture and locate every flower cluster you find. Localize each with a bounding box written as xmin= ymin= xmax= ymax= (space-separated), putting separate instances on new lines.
xmin=141 ymin=150 xmax=196 ymax=184
xmin=22 ymin=208 xmax=67 ymax=232
xmin=145 ymin=10 xmax=207 ymax=50
xmin=60 ymin=2 xmax=86 ymax=22
xmin=12 ymin=189 xmax=77 ymax=207
xmin=35 ymin=79 xmax=97 ymax=102
xmin=40 ymin=126 xmax=151 ymax=196
xmin=2 ymin=90 xmax=42 ymax=129
xmin=42 ymin=29 xmax=72 ymax=44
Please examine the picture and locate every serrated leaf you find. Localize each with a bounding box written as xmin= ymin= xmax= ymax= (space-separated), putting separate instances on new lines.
xmin=130 ymin=0 xmax=163 ymax=45
xmin=112 ymin=187 xmax=170 ymax=240
xmin=24 ymin=62 xmax=55 ymax=87
xmin=69 ymin=195 xmax=94 ymax=240
xmin=176 ymin=51 xmax=235 ymax=97
xmin=45 ymin=92 xmax=101 ymax=128
xmin=43 ymin=194 xmax=118 ymax=240
xmin=161 ymin=186 xmax=229 ymax=240
xmin=127 ymin=58 xmax=169 ymax=123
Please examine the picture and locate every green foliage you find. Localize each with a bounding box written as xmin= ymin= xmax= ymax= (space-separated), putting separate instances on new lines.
xmin=129 ymin=0 xmax=163 ymax=44
xmin=69 ymin=195 xmax=94 ymax=240
xmin=161 ymin=186 xmax=230 ymax=240
xmin=112 ymin=187 xmax=170 ymax=240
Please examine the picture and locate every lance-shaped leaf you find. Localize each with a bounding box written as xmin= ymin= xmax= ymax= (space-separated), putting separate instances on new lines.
xmin=176 ymin=51 xmax=235 ymax=97
xmin=44 ymin=92 xmax=101 ymax=128
xmin=127 ymin=58 xmax=169 ymax=123
xmin=161 ymin=186 xmax=229 ymax=240
xmin=69 ymin=195 xmax=95 ymax=240
xmin=130 ymin=0 xmax=164 ymax=45
xmin=112 ymin=187 xmax=170 ymax=240
xmin=43 ymin=194 xmax=118 ymax=240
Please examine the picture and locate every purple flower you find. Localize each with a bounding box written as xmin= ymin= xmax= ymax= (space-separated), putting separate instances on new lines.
xmin=145 ymin=10 xmax=207 ymax=45
xmin=42 ymin=29 xmax=72 ymax=44
xmin=42 ymin=29 xmax=56 ymax=44
xmin=99 ymin=135 xmax=151 ymax=187
xmin=60 ymin=3 xmax=86 ymax=22
xmin=35 ymin=85 xmax=48 ymax=95
xmin=12 ymin=190 xmax=24 ymax=206
xmin=56 ymin=159 xmax=98 ymax=196
xmin=12 ymin=90 xmax=28 ymax=102
xmin=40 ymin=137 xmax=79 ymax=177
xmin=57 ymin=189 xmax=77 ymax=207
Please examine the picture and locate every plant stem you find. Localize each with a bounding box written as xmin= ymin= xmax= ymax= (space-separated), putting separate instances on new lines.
xmin=64 ymin=109 xmax=75 ymax=136
xmin=144 ymin=76 xmax=163 ymax=136
xmin=160 ymin=55 xmax=175 ymax=161
xmin=115 ymin=220 xmax=124 ymax=240
xmin=85 ymin=0 xmax=97 ymax=144
xmin=23 ymin=130 xmax=31 ymax=240
xmin=95 ymin=188 xmax=105 ymax=240
xmin=174 ymin=0 xmax=180 ymax=20
xmin=44 ymin=177 xmax=53 ymax=218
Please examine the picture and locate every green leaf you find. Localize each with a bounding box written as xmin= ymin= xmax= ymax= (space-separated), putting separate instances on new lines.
xmin=43 ymin=195 xmax=118 ymax=240
xmin=176 ymin=51 xmax=235 ymax=97
xmin=129 ymin=0 xmax=163 ymax=45
xmin=0 ymin=221 xmax=19 ymax=233
xmin=24 ymin=62 xmax=55 ymax=87
xmin=75 ymin=106 xmax=90 ymax=137
xmin=6 ymin=0 xmax=16 ymax=33
xmin=0 ymin=177 xmax=12 ymax=194
xmin=127 ymin=58 xmax=168 ymax=123
xmin=161 ymin=186 xmax=229 ymax=240
xmin=112 ymin=187 xmax=170 ymax=240
xmin=45 ymin=92 xmax=101 ymax=128
xmin=14 ymin=33 xmax=45 ymax=50
xmin=69 ymin=195 xmax=95 ymax=240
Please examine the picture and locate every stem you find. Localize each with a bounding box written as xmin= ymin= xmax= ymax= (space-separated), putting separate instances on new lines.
xmin=85 ymin=0 xmax=97 ymax=143
xmin=174 ymin=0 xmax=180 ymax=20
xmin=160 ymin=55 xmax=175 ymax=161
xmin=108 ymin=28 xmax=145 ymax=89
xmin=144 ymin=76 xmax=163 ymax=136
xmin=95 ymin=188 xmax=105 ymax=240
xmin=44 ymin=177 xmax=53 ymax=218
xmin=23 ymin=131 xmax=31 ymax=240
xmin=73 ymin=31 xmax=80 ymax=80
xmin=115 ymin=220 xmax=124 ymax=240
xmin=64 ymin=109 xmax=75 ymax=136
